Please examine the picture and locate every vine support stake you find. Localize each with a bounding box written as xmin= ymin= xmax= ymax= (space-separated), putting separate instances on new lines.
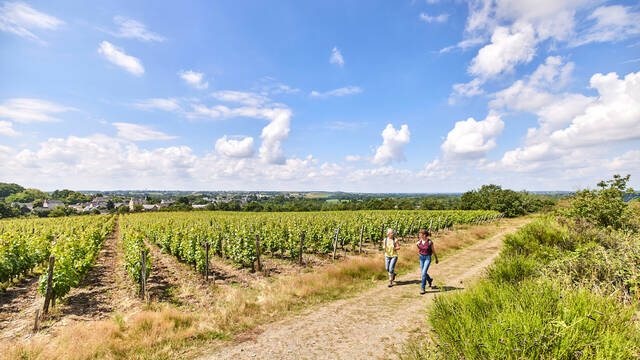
xmin=33 ymin=309 xmax=40 ymax=332
xmin=255 ymin=234 xmax=262 ymax=272
xmin=205 ymin=242 xmax=210 ymax=282
xmin=140 ymin=249 xmax=147 ymax=299
xmin=299 ymin=231 xmax=305 ymax=265
xmin=332 ymin=227 xmax=340 ymax=261
xmin=358 ymin=224 xmax=364 ymax=254
xmin=42 ymin=254 xmax=55 ymax=315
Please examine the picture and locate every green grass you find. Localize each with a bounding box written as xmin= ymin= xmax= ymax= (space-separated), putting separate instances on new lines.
xmin=402 ymin=215 xmax=640 ymax=360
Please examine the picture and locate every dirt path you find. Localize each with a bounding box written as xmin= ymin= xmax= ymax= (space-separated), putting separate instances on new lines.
xmin=200 ymin=218 xmax=530 ymax=360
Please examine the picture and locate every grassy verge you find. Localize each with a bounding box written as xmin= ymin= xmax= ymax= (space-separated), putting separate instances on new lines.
xmin=400 ymin=215 xmax=640 ymax=360
xmin=2 ymin=219 xmax=514 ymax=360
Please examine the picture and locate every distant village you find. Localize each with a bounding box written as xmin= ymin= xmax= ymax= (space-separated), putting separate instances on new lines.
xmin=10 ymin=194 xmax=257 ymax=216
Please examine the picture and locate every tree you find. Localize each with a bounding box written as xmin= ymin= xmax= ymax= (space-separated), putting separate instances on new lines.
xmin=106 ymin=200 xmax=115 ymax=210
xmin=566 ymin=174 xmax=635 ymax=230
xmin=0 ymin=183 xmax=24 ymax=199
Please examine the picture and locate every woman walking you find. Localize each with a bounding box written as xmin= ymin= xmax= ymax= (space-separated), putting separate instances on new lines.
xmin=384 ymin=228 xmax=400 ymax=287
xmin=416 ymin=229 xmax=438 ymax=294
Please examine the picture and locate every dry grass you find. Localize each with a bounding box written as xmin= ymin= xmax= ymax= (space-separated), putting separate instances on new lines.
xmin=2 ymin=219 xmax=518 ymax=360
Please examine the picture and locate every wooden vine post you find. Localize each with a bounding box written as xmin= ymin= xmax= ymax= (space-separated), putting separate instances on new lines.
xmin=140 ymin=249 xmax=147 ymax=298
xmin=380 ymin=224 xmax=385 ymax=249
xmin=358 ymin=224 xmax=364 ymax=254
xmin=255 ymin=234 xmax=262 ymax=272
xmin=417 ymin=219 xmax=422 ymax=233
xmin=42 ymin=254 xmax=55 ymax=315
xmin=299 ymin=231 xmax=305 ymax=265
xmin=205 ymin=242 xmax=210 ymax=281
xmin=409 ymin=220 xmax=414 ymax=238
xmin=332 ymin=227 xmax=340 ymax=261
xmin=33 ymin=309 xmax=40 ymax=332
xmin=428 ymin=218 xmax=433 ymax=232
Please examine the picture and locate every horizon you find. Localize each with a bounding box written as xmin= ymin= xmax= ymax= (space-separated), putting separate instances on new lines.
xmin=1 ymin=1 xmax=639 ymax=192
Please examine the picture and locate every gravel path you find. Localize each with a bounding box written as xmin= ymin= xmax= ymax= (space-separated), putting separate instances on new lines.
xmin=200 ymin=219 xmax=529 ymax=360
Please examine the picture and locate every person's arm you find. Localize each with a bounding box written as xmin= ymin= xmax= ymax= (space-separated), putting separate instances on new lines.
xmin=394 ymin=239 xmax=400 ymax=251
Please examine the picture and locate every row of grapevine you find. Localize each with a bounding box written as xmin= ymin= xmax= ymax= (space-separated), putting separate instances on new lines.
xmin=37 ymin=215 xmax=116 ymax=299
xmin=119 ymin=218 xmax=151 ymax=289
xmin=123 ymin=210 xmax=501 ymax=271
xmin=0 ymin=215 xmax=114 ymax=286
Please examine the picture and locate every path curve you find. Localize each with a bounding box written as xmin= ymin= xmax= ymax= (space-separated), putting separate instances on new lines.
xmin=200 ymin=220 xmax=529 ymax=360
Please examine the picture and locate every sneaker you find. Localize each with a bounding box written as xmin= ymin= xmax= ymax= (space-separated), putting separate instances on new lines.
xmin=428 ymin=278 xmax=433 ymax=288
xmin=420 ymin=289 xmax=426 ymax=295
xmin=388 ymin=282 xmax=393 ymax=288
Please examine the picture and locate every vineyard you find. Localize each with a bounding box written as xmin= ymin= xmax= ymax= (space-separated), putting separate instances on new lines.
xmin=119 ymin=210 xmax=500 ymax=287
xmin=0 ymin=215 xmax=115 ymax=308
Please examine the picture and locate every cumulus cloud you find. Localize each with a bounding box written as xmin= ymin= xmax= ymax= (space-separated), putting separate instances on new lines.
xmin=113 ymin=122 xmax=177 ymax=141
xmin=132 ymin=98 xmax=181 ymax=112
xmin=441 ymin=112 xmax=504 ymax=159
xmin=0 ymin=1 xmax=63 ymax=41
xmin=310 ymin=86 xmax=362 ymax=98
xmin=211 ymin=90 xmax=268 ymax=106
xmin=111 ymin=16 xmax=164 ymax=42
xmin=373 ymin=124 xmax=411 ymax=165
xmin=179 ymin=70 xmax=209 ymax=89
xmin=419 ymin=13 xmax=449 ymax=23
xmin=550 ymin=71 xmax=640 ymax=147
xmin=98 ymin=41 xmax=144 ymax=76
xmin=469 ymin=22 xmax=537 ymax=79
xmin=330 ymin=47 xmax=344 ymax=67
xmin=0 ymin=98 xmax=76 ymax=123
xmin=215 ymin=135 xmax=255 ymax=158
xmin=192 ymin=103 xmax=292 ymax=164
xmin=489 ymin=70 xmax=640 ymax=174
xmin=0 ymin=120 xmax=19 ymax=136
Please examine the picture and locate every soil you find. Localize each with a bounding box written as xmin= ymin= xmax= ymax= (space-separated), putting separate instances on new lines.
xmin=198 ymin=218 xmax=530 ymax=360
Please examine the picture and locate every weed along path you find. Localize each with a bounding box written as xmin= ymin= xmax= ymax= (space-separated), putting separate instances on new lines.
xmin=200 ymin=218 xmax=531 ymax=360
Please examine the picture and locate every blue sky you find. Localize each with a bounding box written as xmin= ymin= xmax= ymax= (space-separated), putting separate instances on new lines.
xmin=0 ymin=0 xmax=639 ymax=192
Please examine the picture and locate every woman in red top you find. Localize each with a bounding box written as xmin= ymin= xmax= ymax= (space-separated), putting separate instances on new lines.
xmin=416 ymin=229 xmax=438 ymax=294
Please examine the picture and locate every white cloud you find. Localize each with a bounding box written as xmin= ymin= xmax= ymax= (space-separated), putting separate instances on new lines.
xmin=419 ymin=13 xmax=449 ymax=23
xmin=310 ymin=86 xmax=362 ymax=98
xmin=373 ymin=124 xmax=411 ymax=165
xmin=330 ymin=47 xmax=344 ymax=67
xmin=572 ymin=5 xmax=640 ymax=47
xmin=97 ymin=41 xmax=144 ymax=76
xmin=0 ymin=120 xmax=19 ymax=136
xmin=489 ymin=70 xmax=640 ymax=174
xmin=0 ymin=98 xmax=76 ymax=123
xmin=211 ymin=90 xmax=268 ymax=106
xmin=191 ymin=103 xmax=292 ymax=164
xmin=439 ymin=37 xmax=485 ymax=53
xmin=215 ymin=136 xmax=255 ymax=158
xmin=605 ymin=150 xmax=640 ymax=172
xmin=345 ymin=155 xmax=363 ymax=162
xmin=441 ymin=111 xmax=504 ymax=159
xmin=469 ymin=22 xmax=537 ymax=79
xmin=179 ymin=70 xmax=209 ymax=90
xmin=112 ymin=122 xmax=177 ymax=141
xmin=0 ymin=1 xmax=63 ymax=41
xmin=111 ymin=16 xmax=164 ymax=42
xmin=550 ymin=71 xmax=640 ymax=147
xmin=132 ymin=98 xmax=181 ymax=112
xmin=449 ymin=78 xmax=485 ymax=104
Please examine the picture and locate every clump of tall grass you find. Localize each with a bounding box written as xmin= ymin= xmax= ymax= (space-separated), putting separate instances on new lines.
xmin=406 ymin=176 xmax=640 ymax=359
xmin=427 ymin=279 xmax=640 ymax=360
